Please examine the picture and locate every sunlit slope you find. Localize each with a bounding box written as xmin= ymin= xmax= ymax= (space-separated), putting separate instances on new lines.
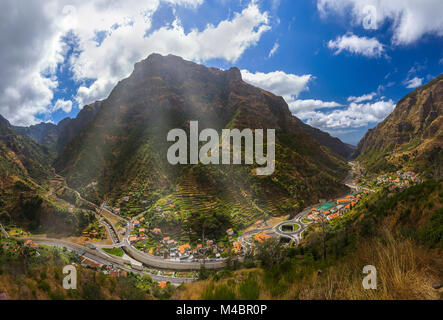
xmin=356 ymin=74 xmax=443 ymax=176
xmin=54 ymin=54 xmax=350 ymax=218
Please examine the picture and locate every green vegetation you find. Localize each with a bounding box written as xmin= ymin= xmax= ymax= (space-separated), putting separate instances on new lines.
xmin=103 ymin=247 xmax=124 ymax=257
xmin=176 ymin=180 xmax=442 ymax=300
xmin=0 ymin=238 xmax=155 ymax=300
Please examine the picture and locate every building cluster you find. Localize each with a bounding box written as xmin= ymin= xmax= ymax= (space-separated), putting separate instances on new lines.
xmin=306 ymin=193 xmax=363 ymax=222
xmin=375 ymin=170 xmax=421 ymax=196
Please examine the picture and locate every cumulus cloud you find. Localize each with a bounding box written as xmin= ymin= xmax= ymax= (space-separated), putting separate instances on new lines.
xmin=328 ymin=33 xmax=384 ymax=58
xmin=300 ymin=99 xmax=396 ymax=129
xmin=403 ymin=76 xmax=424 ymax=89
xmin=70 ymin=1 xmax=271 ymax=106
xmin=0 ymin=0 xmax=271 ymax=125
xmin=288 ymin=99 xmax=342 ymax=114
xmin=268 ymin=42 xmax=279 ymax=58
xmin=0 ymin=0 xmax=66 ymax=126
xmin=53 ymin=99 xmax=73 ymax=113
xmin=347 ymin=92 xmax=376 ymax=103
xmin=241 ymin=69 xmax=312 ymax=102
xmin=318 ymin=0 xmax=443 ymax=45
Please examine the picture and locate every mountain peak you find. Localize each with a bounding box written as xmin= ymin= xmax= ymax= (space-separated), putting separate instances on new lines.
xmin=132 ymin=53 xmax=242 ymax=84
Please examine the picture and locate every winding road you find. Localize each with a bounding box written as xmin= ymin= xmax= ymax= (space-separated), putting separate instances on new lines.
xmin=15 ymin=162 xmax=361 ymax=282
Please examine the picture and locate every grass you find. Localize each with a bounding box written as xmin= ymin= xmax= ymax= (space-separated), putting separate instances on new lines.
xmin=102 ymin=247 xmax=124 ymax=257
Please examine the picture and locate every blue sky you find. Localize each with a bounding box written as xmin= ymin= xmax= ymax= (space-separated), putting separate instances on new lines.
xmin=1 ymin=0 xmax=442 ymax=145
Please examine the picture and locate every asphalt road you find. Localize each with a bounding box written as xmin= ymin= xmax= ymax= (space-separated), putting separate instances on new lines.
xmin=20 ymin=237 xmax=196 ymax=284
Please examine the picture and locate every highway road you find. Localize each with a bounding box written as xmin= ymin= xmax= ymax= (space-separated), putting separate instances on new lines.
xmin=20 ymin=237 xmax=196 ymax=284
xmin=31 ymin=163 xmax=361 ymax=277
xmin=239 ymin=161 xmax=361 ymax=245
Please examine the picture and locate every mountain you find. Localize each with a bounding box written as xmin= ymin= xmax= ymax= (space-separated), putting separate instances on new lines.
xmin=13 ymin=121 xmax=65 ymax=152
xmin=55 ymin=101 xmax=102 ymax=153
xmin=356 ymin=74 xmax=443 ymax=177
xmin=0 ymin=114 xmax=94 ymax=234
xmin=12 ymin=101 xmax=101 ymax=154
xmin=0 ymin=115 xmax=53 ymax=184
xmin=294 ymin=118 xmax=355 ymax=159
xmin=54 ymin=53 xmax=350 ymax=234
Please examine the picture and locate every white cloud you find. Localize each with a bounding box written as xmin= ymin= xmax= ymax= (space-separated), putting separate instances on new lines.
xmin=347 ymin=92 xmax=376 ymax=103
xmin=70 ymin=1 xmax=271 ymax=106
xmin=299 ymin=99 xmax=396 ymax=129
xmin=289 ymin=99 xmax=341 ymax=114
xmin=318 ymin=0 xmax=443 ymax=45
xmin=328 ymin=33 xmax=384 ymax=58
xmin=403 ymin=76 xmax=423 ymax=89
xmin=268 ymin=42 xmax=279 ymax=58
xmin=53 ymin=99 xmax=73 ymax=113
xmin=241 ymin=69 xmax=312 ymax=102
xmin=0 ymin=0 xmax=271 ymax=124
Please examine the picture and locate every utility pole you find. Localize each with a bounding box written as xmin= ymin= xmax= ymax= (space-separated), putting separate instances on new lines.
xmin=321 ymin=212 xmax=327 ymax=261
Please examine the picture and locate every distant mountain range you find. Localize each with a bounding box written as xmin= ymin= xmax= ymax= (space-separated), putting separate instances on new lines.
xmin=12 ymin=101 xmax=101 ymax=153
xmin=356 ymin=74 xmax=442 ymax=177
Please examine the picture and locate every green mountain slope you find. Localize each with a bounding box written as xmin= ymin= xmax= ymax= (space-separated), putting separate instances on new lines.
xmin=355 ymin=74 xmax=443 ymax=177
xmin=176 ymin=180 xmax=442 ymax=300
xmin=0 ymin=115 xmax=94 ymax=235
xmin=54 ymin=54 xmax=350 ymax=232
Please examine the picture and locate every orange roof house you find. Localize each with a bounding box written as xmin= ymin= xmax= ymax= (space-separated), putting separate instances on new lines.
xmin=139 ymin=228 xmax=145 ymax=233
xmin=24 ymin=240 xmax=33 ymax=246
xmin=233 ymin=241 xmax=242 ymax=253
xmin=254 ymin=233 xmax=271 ymax=242
xmin=152 ymin=228 xmax=162 ymax=234
xmin=337 ymin=198 xmax=351 ymax=203
xmin=179 ymin=243 xmax=191 ymax=254
xmin=159 ymin=281 xmax=167 ymax=289
xmin=129 ymin=236 xmax=138 ymax=242
xmin=163 ymin=237 xmax=170 ymax=241
xmin=328 ymin=213 xmax=339 ymax=220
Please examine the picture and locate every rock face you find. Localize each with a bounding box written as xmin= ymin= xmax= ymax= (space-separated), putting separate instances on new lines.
xmin=53 ymin=54 xmax=350 ymax=220
xmin=12 ymin=101 xmax=101 ymax=154
xmin=356 ymin=74 xmax=443 ymax=176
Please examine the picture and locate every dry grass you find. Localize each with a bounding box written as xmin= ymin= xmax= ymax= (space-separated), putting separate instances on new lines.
xmin=175 ymin=230 xmax=442 ymax=300
xmin=297 ymin=230 xmax=441 ymax=300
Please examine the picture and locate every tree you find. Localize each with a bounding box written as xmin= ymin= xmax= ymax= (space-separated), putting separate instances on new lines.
xmin=186 ymin=210 xmax=231 ymax=241
xmin=255 ymin=238 xmax=288 ymax=269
